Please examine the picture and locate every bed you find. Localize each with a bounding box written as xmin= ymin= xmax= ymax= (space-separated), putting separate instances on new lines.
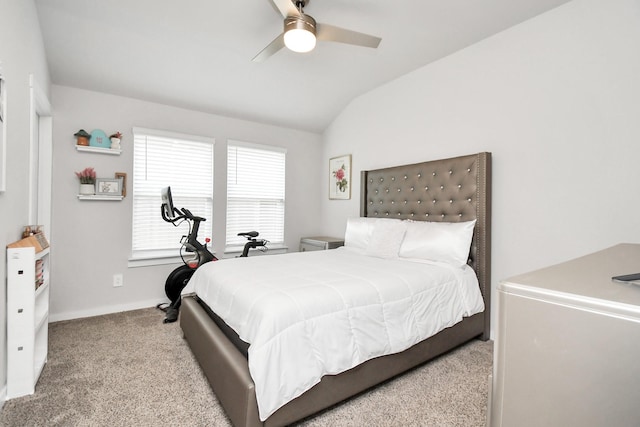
xmin=179 ymin=152 xmax=492 ymax=427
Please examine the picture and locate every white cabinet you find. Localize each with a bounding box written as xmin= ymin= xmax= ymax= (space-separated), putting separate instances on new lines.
xmin=7 ymin=246 xmax=50 ymax=399
xmin=490 ymin=243 xmax=640 ymax=427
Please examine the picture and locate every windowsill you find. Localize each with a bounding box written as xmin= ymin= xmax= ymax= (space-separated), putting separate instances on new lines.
xmin=128 ymin=250 xmax=190 ymax=268
xmin=127 ymin=245 xmax=288 ymax=267
xmin=222 ymin=244 xmax=288 ymax=258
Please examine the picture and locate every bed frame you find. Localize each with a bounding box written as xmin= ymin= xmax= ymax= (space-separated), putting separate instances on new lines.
xmin=180 ymin=152 xmax=492 ymax=427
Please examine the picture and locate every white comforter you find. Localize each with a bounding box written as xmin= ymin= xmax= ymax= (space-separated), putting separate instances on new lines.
xmin=182 ymin=247 xmax=484 ymax=421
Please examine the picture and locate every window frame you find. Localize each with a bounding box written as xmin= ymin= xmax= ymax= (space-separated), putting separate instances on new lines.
xmin=128 ymin=127 xmax=214 ymax=267
xmin=225 ymin=140 xmax=287 ymax=253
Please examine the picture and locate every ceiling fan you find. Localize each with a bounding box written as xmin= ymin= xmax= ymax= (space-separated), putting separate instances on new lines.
xmin=253 ymin=0 xmax=382 ymax=62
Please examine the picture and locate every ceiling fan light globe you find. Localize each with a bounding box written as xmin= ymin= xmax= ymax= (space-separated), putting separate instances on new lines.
xmin=283 ymin=14 xmax=317 ymax=53
xmin=284 ymin=28 xmax=316 ymax=53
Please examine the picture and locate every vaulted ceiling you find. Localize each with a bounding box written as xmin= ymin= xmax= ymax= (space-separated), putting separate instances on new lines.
xmin=35 ymin=0 xmax=572 ymax=133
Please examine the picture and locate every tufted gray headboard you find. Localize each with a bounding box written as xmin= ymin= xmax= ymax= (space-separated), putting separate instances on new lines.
xmin=360 ymin=152 xmax=492 ymax=336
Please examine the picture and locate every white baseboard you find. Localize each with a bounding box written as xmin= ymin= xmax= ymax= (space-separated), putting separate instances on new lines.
xmin=48 ymin=298 xmax=167 ymax=323
xmin=0 ymin=384 xmax=6 ymax=406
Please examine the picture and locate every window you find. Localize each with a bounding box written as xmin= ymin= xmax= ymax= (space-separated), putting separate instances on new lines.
xmin=226 ymin=141 xmax=286 ymax=250
xmin=131 ymin=127 xmax=214 ymax=261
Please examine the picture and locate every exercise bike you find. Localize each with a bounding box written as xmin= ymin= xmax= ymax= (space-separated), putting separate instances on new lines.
xmin=237 ymin=231 xmax=269 ymax=257
xmin=159 ymin=186 xmax=269 ymax=323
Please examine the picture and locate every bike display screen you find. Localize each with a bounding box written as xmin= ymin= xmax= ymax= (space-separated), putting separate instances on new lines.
xmin=161 ymin=186 xmax=176 ymax=219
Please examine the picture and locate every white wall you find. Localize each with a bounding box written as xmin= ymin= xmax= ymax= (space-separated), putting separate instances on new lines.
xmin=50 ymin=85 xmax=322 ymax=321
xmin=0 ymin=0 xmax=51 ymax=405
xmin=320 ymin=0 xmax=640 ymax=336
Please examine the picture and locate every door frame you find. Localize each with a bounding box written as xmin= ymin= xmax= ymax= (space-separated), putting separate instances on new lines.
xmin=28 ymin=74 xmax=53 ymax=234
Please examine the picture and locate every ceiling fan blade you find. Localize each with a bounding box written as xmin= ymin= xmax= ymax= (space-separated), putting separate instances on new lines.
xmin=253 ymin=33 xmax=286 ymax=62
xmin=269 ymin=0 xmax=301 ymax=18
xmin=316 ymin=23 xmax=381 ymax=49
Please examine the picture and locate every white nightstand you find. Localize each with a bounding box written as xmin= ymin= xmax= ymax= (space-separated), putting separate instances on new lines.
xmin=299 ymin=236 xmax=344 ymax=252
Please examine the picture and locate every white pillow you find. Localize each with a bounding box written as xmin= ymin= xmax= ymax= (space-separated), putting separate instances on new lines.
xmin=344 ymin=217 xmax=377 ymax=250
xmin=399 ymin=220 xmax=476 ymax=267
xmin=365 ymin=218 xmax=407 ymax=259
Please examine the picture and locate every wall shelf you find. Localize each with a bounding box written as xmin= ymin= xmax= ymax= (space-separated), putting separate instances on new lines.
xmin=76 ymin=145 xmax=121 ymax=155
xmin=77 ymin=194 xmax=123 ymax=201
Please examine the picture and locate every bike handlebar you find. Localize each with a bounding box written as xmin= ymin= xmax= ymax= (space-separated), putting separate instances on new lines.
xmin=161 ymin=206 xmax=206 ymax=224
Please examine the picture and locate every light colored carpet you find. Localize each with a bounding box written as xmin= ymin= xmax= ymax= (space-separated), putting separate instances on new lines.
xmin=0 ymin=308 xmax=492 ymax=426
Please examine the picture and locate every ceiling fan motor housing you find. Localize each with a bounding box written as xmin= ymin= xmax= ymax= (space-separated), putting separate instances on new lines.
xmin=284 ymin=14 xmax=316 ymax=36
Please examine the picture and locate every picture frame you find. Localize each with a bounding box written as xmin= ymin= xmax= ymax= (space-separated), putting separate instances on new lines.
xmin=329 ymin=154 xmax=351 ymax=200
xmin=0 ymin=71 xmax=6 ymax=192
xmin=96 ymin=177 xmax=123 ymax=195
xmin=0 ymin=73 xmax=5 ymax=123
xmin=115 ymin=172 xmax=127 ymax=197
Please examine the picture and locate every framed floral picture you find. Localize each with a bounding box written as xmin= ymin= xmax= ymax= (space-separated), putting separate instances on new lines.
xmin=329 ymin=154 xmax=351 ymax=200
xmin=96 ymin=177 xmax=123 ymax=195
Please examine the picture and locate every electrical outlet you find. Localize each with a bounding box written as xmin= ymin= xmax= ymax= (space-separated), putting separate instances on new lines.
xmin=113 ymin=274 xmax=123 ymax=287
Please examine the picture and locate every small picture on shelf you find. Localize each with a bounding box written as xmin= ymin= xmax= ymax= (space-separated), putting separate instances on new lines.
xmin=115 ymin=172 xmax=127 ymax=197
xmin=96 ymin=177 xmax=123 ymax=195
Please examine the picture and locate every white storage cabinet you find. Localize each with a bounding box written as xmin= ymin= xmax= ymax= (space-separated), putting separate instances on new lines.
xmin=490 ymin=243 xmax=640 ymax=427
xmin=7 ymin=246 xmax=50 ymax=399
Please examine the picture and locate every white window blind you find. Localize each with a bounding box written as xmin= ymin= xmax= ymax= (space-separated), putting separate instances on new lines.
xmin=226 ymin=141 xmax=286 ymax=249
xmin=132 ymin=127 xmax=214 ymax=258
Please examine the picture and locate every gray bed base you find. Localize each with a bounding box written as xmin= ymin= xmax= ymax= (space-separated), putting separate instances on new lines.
xmin=180 ymin=152 xmax=492 ymax=427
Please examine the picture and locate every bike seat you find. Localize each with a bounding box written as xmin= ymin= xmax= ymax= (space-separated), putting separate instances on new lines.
xmin=238 ymin=231 xmax=259 ymax=238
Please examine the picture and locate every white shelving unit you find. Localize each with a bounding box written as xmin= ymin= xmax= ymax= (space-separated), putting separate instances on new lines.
xmin=75 ymin=143 xmax=124 ymax=200
xmin=7 ymin=246 xmax=50 ymax=399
